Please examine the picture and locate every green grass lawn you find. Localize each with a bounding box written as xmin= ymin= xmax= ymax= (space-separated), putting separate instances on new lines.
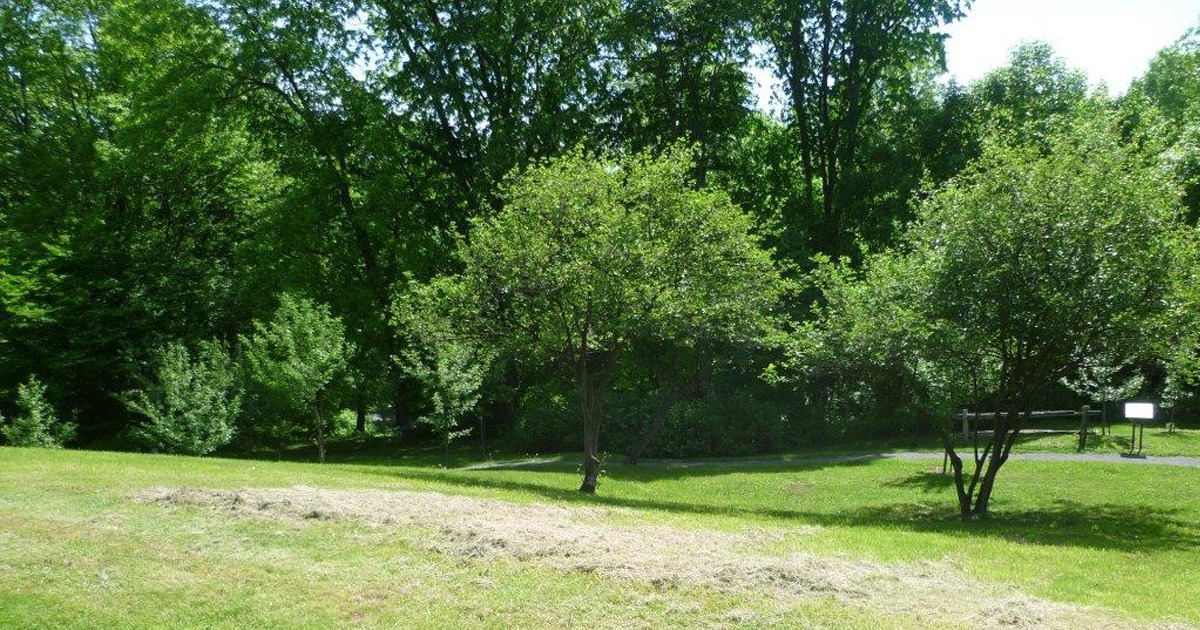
xmin=1015 ymin=423 xmax=1200 ymax=457
xmin=1 ymin=444 xmax=1198 ymax=628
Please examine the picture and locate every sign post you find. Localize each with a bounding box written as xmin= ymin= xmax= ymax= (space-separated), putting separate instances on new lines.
xmin=1123 ymin=402 xmax=1155 ymax=456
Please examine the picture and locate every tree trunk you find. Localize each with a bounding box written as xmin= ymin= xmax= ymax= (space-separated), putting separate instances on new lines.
xmin=479 ymin=414 xmax=488 ymax=460
xmin=971 ymin=416 xmax=1021 ymax=516
xmin=355 ymin=396 xmax=367 ymax=433
xmin=625 ymin=388 xmax=680 ymax=466
xmin=943 ymin=410 xmax=1022 ymax=518
xmin=941 ymin=432 xmax=973 ymax=518
xmin=578 ymin=359 xmax=609 ymax=494
xmin=315 ymin=404 xmax=326 ymax=464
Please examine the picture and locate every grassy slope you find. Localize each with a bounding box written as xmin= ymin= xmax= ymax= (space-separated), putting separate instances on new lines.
xmin=1 ymin=445 xmax=1198 ymax=628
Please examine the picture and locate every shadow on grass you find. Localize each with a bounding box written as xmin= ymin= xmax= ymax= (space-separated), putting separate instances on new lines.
xmin=882 ymin=471 xmax=955 ymax=493
xmin=464 ymin=453 xmax=885 ymax=481
xmin=365 ymin=465 xmax=1200 ymax=554
xmin=850 ymin=499 xmax=1200 ymax=553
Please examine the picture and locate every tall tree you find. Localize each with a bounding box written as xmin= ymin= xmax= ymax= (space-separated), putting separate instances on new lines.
xmin=969 ymin=41 xmax=1088 ymax=147
xmin=757 ymin=0 xmax=966 ymax=256
xmin=1125 ymin=20 xmax=1200 ymax=221
xmin=613 ymin=0 xmax=754 ymax=185
xmin=370 ymin=0 xmax=618 ymax=212
xmin=202 ymin=0 xmax=453 ymax=423
xmin=1 ymin=0 xmax=274 ymax=437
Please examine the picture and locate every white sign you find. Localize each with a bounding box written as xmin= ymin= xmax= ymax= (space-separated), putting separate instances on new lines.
xmin=1124 ymin=402 xmax=1155 ymax=420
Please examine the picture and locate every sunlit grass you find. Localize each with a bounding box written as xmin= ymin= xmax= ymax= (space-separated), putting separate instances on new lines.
xmin=1 ymin=446 xmax=1197 ymax=627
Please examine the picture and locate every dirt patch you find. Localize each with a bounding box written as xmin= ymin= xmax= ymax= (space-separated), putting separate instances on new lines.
xmin=134 ymin=486 xmax=1175 ymax=629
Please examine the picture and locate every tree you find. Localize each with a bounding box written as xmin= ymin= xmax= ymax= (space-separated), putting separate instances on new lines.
xmin=969 ymin=41 xmax=1088 ymax=147
xmin=0 ymin=0 xmax=281 ymax=441
xmin=205 ymin=0 xmax=429 ymax=428
xmin=397 ymin=281 xmax=495 ymax=462
xmin=756 ymin=0 xmax=967 ymax=256
xmin=802 ymin=116 xmax=1181 ymax=517
xmin=2 ymin=376 xmax=75 ymax=448
xmin=613 ymin=0 xmax=754 ymax=185
xmin=370 ymin=0 xmax=618 ymax=212
xmin=123 ymin=341 xmax=241 ymax=455
xmin=403 ymin=334 xmax=491 ymax=464
xmin=1125 ymin=20 xmax=1200 ymax=221
xmin=241 ymin=294 xmax=352 ymax=463
xmin=448 ymin=148 xmax=784 ymax=493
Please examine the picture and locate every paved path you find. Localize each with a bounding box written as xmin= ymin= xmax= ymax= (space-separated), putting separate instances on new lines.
xmin=464 ymin=451 xmax=1200 ymax=470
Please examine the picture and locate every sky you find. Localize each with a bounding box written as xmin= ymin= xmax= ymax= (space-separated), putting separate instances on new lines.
xmin=941 ymin=0 xmax=1199 ymax=92
xmin=751 ymin=0 xmax=1200 ymax=112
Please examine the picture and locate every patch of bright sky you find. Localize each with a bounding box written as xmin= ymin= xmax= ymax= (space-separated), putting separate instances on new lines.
xmin=942 ymin=0 xmax=1198 ymax=92
xmin=751 ymin=0 xmax=1200 ymax=113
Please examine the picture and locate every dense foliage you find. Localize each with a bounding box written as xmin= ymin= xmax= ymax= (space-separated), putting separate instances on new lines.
xmin=123 ymin=341 xmax=241 ymax=455
xmin=447 ymin=149 xmax=785 ymax=491
xmin=796 ymin=115 xmax=1182 ymax=515
xmin=1 ymin=0 xmax=1198 ymax=500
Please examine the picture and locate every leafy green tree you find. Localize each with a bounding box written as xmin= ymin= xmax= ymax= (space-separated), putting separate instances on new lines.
xmin=801 ymin=116 xmax=1181 ymax=517
xmin=123 ymin=341 xmax=241 ymax=456
xmin=614 ymin=0 xmax=754 ymax=185
xmin=241 ymin=294 xmax=353 ymax=463
xmin=0 ymin=0 xmax=282 ymax=441
xmin=1133 ymin=21 xmax=1200 ymax=130
xmin=2 ymin=376 xmax=75 ymax=448
xmin=969 ymin=41 xmax=1088 ymax=147
xmin=920 ymin=123 xmax=1177 ymax=517
xmin=370 ymin=0 xmax=618 ymax=211
xmin=756 ymin=0 xmax=967 ymax=256
xmin=403 ymin=337 xmax=491 ymax=464
xmin=398 ymin=280 xmax=496 ymax=461
xmin=204 ymin=0 xmax=463 ymax=426
xmin=449 ymin=148 xmax=784 ymax=493
xmin=1125 ymin=20 xmax=1200 ymax=221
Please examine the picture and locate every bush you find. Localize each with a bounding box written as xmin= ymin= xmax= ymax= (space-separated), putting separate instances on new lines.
xmin=123 ymin=341 xmax=240 ymax=455
xmin=501 ymin=382 xmax=580 ymax=454
xmin=2 ymin=376 xmax=75 ymax=448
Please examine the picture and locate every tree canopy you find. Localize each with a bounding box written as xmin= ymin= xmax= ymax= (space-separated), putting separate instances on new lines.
xmin=448 ymin=148 xmax=785 ymax=491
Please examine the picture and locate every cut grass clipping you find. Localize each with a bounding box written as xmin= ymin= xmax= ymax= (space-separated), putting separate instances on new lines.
xmin=140 ymin=485 xmax=1151 ymax=630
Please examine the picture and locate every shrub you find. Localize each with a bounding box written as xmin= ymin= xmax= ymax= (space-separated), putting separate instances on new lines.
xmin=2 ymin=376 xmax=75 ymax=448
xmin=124 ymin=341 xmax=240 ymax=455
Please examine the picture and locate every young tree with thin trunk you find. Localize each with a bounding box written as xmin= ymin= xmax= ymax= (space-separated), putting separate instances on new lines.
xmin=241 ymin=294 xmax=352 ymax=463
xmin=447 ymin=148 xmax=784 ymax=493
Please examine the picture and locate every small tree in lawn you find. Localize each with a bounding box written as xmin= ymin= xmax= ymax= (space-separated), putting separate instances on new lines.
xmin=1060 ymin=355 xmax=1144 ymax=437
xmin=448 ymin=148 xmax=784 ymax=493
xmin=241 ymin=294 xmax=352 ymax=463
xmin=2 ymin=376 xmax=76 ymax=448
xmin=402 ymin=334 xmax=491 ymax=464
xmin=803 ymin=116 xmax=1180 ymax=517
xmin=925 ymin=125 xmax=1178 ymax=517
xmin=123 ymin=341 xmax=241 ymax=456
